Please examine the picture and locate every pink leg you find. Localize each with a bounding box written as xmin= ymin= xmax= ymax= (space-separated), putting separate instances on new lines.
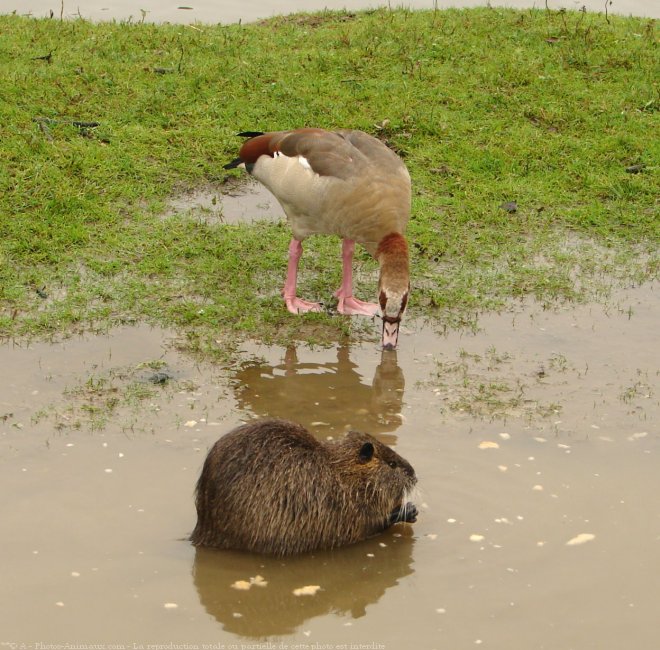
xmin=334 ymin=239 xmax=380 ymax=317
xmin=282 ymin=238 xmax=322 ymax=314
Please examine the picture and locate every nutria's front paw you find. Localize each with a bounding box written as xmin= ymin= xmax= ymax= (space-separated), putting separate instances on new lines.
xmin=388 ymin=502 xmax=418 ymax=526
xmin=401 ymin=502 xmax=418 ymax=523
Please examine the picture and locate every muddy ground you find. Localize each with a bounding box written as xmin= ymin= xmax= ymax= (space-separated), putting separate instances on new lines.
xmin=1 ymin=277 xmax=658 ymax=648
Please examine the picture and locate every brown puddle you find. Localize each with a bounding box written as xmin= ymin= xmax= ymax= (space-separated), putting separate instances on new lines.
xmin=1 ymin=284 xmax=658 ymax=647
xmin=164 ymin=178 xmax=286 ymax=225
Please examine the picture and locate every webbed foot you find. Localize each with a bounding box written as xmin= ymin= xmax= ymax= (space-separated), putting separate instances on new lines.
xmin=334 ymin=293 xmax=380 ymax=317
xmin=284 ymin=295 xmax=323 ymax=314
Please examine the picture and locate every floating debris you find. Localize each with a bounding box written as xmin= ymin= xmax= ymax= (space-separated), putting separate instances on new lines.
xmin=469 ymin=534 xmax=485 ymax=542
xmin=566 ymin=533 xmax=596 ymax=546
xmin=478 ymin=441 xmax=500 ymax=450
xmin=147 ymin=371 xmax=173 ymax=385
xmin=163 ymin=602 xmax=178 ymax=609
xmin=293 ymin=585 xmax=321 ymax=596
xmin=231 ymin=575 xmax=268 ymax=590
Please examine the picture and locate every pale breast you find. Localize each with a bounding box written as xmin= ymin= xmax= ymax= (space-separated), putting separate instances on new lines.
xmin=251 ymin=152 xmax=411 ymax=251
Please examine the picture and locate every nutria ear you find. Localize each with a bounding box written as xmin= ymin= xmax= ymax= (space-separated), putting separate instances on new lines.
xmin=358 ymin=442 xmax=374 ymax=463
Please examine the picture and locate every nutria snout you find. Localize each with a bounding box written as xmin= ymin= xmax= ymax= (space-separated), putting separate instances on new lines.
xmin=190 ymin=418 xmax=417 ymax=556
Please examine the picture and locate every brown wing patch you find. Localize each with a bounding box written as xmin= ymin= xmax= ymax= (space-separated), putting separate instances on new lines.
xmin=236 ymin=128 xmax=375 ymax=181
xmin=237 ymin=133 xmax=279 ymax=164
xmin=277 ymin=129 xmax=360 ymax=180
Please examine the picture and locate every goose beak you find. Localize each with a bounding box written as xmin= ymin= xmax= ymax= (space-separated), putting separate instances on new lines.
xmin=382 ymin=318 xmax=400 ymax=350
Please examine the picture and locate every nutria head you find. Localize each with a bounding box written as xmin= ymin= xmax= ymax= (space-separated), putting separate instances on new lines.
xmin=329 ymin=430 xmax=417 ymax=518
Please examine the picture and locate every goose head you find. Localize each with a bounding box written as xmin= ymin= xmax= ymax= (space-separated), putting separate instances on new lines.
xmin=376 ymin=233 xmax=410 ymax=351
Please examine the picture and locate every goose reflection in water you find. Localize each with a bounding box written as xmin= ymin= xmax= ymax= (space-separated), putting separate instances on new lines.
xmin=231 ymin=345 xmax=405 ymax=443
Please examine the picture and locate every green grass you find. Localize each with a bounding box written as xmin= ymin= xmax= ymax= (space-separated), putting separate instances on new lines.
xmin=0 ymin=7 xmax=657 ymax=352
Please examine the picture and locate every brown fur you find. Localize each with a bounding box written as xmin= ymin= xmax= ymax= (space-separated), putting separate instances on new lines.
xmin=190 ymin=418 xmax=417 ymax=556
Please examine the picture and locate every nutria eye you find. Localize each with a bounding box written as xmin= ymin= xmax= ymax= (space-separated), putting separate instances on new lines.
xmin=388 ymin=461 xmax=397 ymax=469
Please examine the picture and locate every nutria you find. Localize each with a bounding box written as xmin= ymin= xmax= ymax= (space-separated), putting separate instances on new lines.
xmin=190 ymin=418 xmax=417 ymax=556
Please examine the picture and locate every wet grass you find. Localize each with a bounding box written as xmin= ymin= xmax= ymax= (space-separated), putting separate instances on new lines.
xmin=0 ymin=7 xmax=658 ymax=352
xmin=428 ymin=347 xmax=564 ymax=422
xmin=31 ymin=358 xmax=193 ymax=432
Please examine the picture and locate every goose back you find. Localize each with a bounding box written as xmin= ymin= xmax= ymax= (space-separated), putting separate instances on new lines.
xmin=236 ymin=129 xmax=411 ymax=255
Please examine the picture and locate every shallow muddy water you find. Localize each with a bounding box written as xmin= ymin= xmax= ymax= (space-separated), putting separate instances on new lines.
xmin=8 ymin=0 xmax=660 ymax=22
xmin=1 ymin=284 xmax=658 ymax=648
xmin=165 ymin=179 xmax=286 ymax=226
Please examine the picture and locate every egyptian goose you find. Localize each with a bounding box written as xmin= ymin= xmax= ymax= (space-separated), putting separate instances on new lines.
xmin=224 ymin=128 xmax=411 ymax=349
